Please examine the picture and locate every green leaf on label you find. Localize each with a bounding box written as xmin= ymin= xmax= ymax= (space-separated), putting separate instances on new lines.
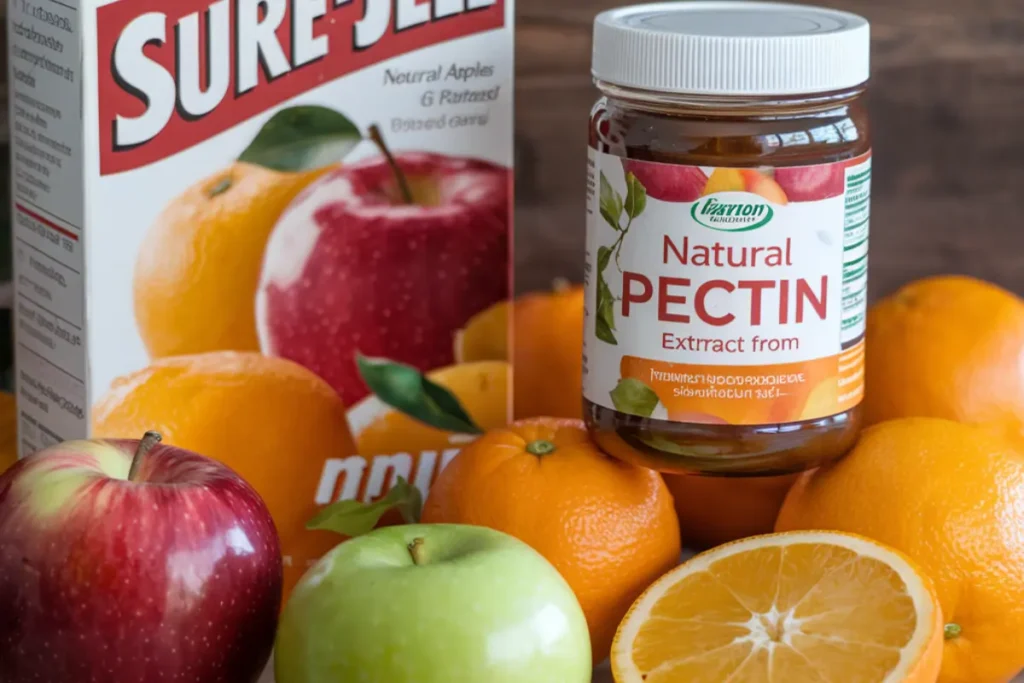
xmin=307 ymin=476 xmax=423 ymax=537
xmin=597 ymin=276 xmax=616 ymax=331
xmin=600 ymin=207 xmax=620 ymax=231
xmin=624 ymin=172 xmax=648 ymax=219
xmin=599 ymin=172 xmax=624 ymax=230
xmin=357 ymin=354 xmax=483 ymax=434
xmin=239 ymin=105 xmax=362 ymax=172
xmin=595 ymin=315 xmax=618 ymax=345
xmin=597 ymin=246 xmax=613 ymax=274
xmin=610 ymin=378 xmax=659 ymax=417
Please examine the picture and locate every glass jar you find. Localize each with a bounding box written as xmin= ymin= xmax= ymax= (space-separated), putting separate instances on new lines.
xmin=583 ymin=2 xmax=872 ymax=475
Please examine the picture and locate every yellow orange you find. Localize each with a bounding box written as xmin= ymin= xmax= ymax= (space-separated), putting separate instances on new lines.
xmin=454 ymin=301 xmax=510 ymax=364
xmin=701 ymin=168 xmax=745 ymax=195
xmin=134 ymin=162 xmax=328 ymax=359
xmin=612 ymin=531 xmax=943 ymax=683
xmin=91 ymin=351 xmax=356 ymax=604
xmin=455 ymin=282 xmax=584 ymax=420
xmin=865 ymin=275 xmax=1024 ymax=440
xmin=777 ymin=418 xmax=1024 ymax=683
xmin=421 ymin=418 xmax=680 ymax=663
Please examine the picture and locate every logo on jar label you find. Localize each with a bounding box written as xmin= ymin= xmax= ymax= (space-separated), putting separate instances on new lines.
xmin=690 ymin=193 xmax=774 ymax=232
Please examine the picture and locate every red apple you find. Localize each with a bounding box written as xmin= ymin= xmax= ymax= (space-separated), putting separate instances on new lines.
xmin=0 ymin=432 xmax=282 ymax=682
xmin=774 ymin=163 xmax=846 ymax=202
xmin=621 ymin=158 xmax=708 ymax=202
xmin=256 ymin=128 xmax=510 ymax=407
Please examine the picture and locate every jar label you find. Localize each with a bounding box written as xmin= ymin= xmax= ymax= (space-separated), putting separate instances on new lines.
xmin=583 ymin=149 xmax=870 ymax=426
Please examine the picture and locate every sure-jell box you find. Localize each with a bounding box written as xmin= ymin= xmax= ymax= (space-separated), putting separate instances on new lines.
xmin=9 ymin=0 xmax=514 ymax=595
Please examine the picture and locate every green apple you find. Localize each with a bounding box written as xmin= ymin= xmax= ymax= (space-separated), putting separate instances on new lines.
xmin=275 ymin=523 xmax=592 ymax=683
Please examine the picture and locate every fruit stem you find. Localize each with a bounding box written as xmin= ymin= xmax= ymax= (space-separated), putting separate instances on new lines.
xmin=367 ymin=124 xmax=413 ymax=205
xmin=526 ymin=440 xmax=557 ymax=457
xmin=944 ymin=623 xmax=962 ymax=641
xmin=407 ymin=538 xmax=426 ymax=566
xmin=207 ymin=175 xmax=233 ymax=198
xmin=128 ymin=431 xmax=162 ymax=482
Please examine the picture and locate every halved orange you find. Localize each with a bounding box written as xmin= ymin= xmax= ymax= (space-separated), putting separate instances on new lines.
xmin=612 ymin=531 xmax=943 ymax=683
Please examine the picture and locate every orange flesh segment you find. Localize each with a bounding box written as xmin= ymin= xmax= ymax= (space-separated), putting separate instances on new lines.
xmin=625 ymin=541 xmax=927 ymax=683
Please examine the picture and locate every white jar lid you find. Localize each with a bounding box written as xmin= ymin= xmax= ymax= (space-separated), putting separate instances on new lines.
xmin=592 ymin=2 xmax=870 ymax=96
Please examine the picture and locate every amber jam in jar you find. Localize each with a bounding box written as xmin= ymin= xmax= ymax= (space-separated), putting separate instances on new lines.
xmin=583 ymin=2 xmax=872 ymax=475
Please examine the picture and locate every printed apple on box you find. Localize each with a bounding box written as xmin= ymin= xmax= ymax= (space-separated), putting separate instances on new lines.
xmin=9 ymin=0 xmax=514 ymax=578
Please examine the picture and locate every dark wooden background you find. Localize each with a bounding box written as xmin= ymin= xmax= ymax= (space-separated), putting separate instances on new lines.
xmin=513 ymin=0 xmax=1024 ymax=299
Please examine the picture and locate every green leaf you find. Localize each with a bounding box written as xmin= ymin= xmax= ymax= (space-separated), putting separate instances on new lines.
xmin=599 ymin=172 xmax=623 ymax=230
xmin=239 ymin=105 xmax=362 ymax=172
xmin=356 ymin=354 xmax=483 ymax=434
xmin=597 ymin=275 xmax=616 ymax=331
xmin=307 ymin=477 xmax=423 ymax=537
xmin=610 ymin=378 xmax=659 ymax=417
xmin=597 ymin=246 xmax=613 ymax=274
xmin=595 ymin=269 xmax=618 ymax=345
xmin=595 ymin=315 xmax=617 ymax=345
xmin=600 ymin=207 xmax=621 ymax=230
xmin=624 ymin=172 xmax=648 ymax=219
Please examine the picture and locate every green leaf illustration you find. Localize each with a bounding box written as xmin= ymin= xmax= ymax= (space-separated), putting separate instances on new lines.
xmin=610 ymin=378 xmax=659 ymax=417
xmin=307 ymin=476 xmax=422 ymax=537
xmin=599 ymin=172 xmax=624 ymax=230
xmin=239 ymin=105 xmax=362 ymax=172
xmin=356 ymin=354 xmax=483 ymax=434
xmin=597 ymin=246 xmax=613 ymax=274
xmin=624 ymin=172 xmax=648 ymax=219
xmin=595 ymin=315 xmax=618 ymax=345
xmin=597 ymin=276 xmax=616 ymax=331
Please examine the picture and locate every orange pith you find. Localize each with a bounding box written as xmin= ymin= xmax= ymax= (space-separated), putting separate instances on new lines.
xmin=612 ymin=531 xmax=943 ymax=683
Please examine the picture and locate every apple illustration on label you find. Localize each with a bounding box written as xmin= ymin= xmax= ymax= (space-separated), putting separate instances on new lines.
xmin=257 ymin=125 xmax=510 ymax=407
xmin=774 ymin=163 xmax=846 ymax=201
xmin=275 ymin=524 xmax=593 ymax=683
xmin=621 ymin=158 xmax=708 ymax=202
xmin=0 ymin=432 xmax=282 ymax=683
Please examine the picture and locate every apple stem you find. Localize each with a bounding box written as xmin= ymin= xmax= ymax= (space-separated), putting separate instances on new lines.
xmin=367 ymin=124 xmax=414 ymax=205
xmin=407 ymin=537 xmax=426 ymax=566
xmin=128 ymin=431 xmax=163 ymax=482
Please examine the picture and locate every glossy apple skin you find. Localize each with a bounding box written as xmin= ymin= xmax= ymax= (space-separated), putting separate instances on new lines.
xmin=275 ymin=524 xmax=592 ymax=683
xmin=0 ymin=439 xmax=282 ymax=683
xmin=256 ymin=152 xmax=510 ymax=407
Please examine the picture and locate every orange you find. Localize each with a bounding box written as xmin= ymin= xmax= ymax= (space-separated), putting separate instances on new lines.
xmin=91 ymin=351 xmax=356 ymax=604
xmin=0 ymin=392 xmax=17 ymax=473
xmin=777 ymin=418 xmax=1024 ymax=683
xmin=420 ymin=418 xmax=680 ymax=663
xmin=134 ymin=162 xmax=328 ymax=359
xmin=865 ymin=275 xmax=1024 ymax=439
xmin=453 ymin=300 xmax=510 ymax=365
xmin=455 ymin=281 xmax=584 ymax=420
xmin=511 ymin=283 xmax=584 ymax=420
xmin=612 ymin=531 xmax=943 ymax=683
xmin=664 ymin=472 xmax=799 ymax=549
xmin=351 ymin=360 xmax=510 ymax=501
